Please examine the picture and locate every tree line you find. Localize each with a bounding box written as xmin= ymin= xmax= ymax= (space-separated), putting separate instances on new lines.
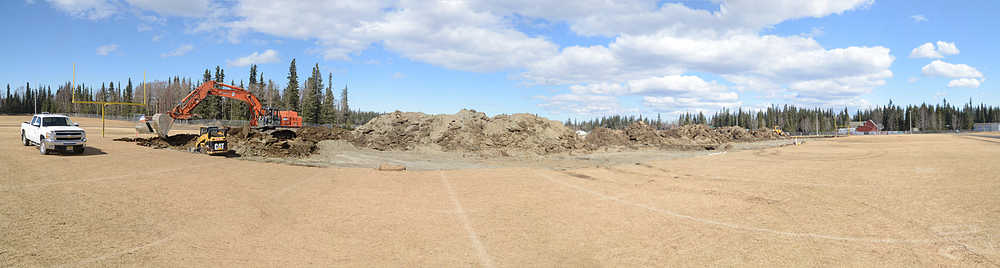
xmin=686 ymin=99 xmax=1000 ymax=132
xmin=0 ymin=59 xmax=384 ymax=128
xmin=565 ymin=114 xmax=670 ymax=131
xmin=564 ymin=99 xmax=1000 ymax=132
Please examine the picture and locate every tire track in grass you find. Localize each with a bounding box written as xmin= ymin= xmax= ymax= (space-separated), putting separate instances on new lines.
xmin=439 ymin=171 xmax=495 ymax=268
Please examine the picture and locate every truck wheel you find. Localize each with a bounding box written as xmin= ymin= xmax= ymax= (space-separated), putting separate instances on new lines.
xmin=39 ymin=139 xmax=48 ymax=155
xmin=22 ymin=131 xmax=30 ymax=146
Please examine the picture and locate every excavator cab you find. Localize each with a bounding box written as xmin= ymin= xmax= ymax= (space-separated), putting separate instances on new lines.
xmin=196 ymin=126 xmax=228 ymax=155
xmin=257 ymin=107 xmax=302 ymax=129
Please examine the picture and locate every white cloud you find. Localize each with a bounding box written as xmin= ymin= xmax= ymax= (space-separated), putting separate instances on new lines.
xmin=568 ymin=75 xmax=736 ymax=99
xmin=643 ymin=96 xmax=741 ymax=111
xmin=124 ymin=0 xmax=211 ymax=17
xmin=151 ymin=34 xmax=163 ymax=42
xmin=161 ymin=44 xmax=193 ymax=58
xmin=537 ymin=0 xmax=873 ymax=37
xmin=226 ymin=49 xmax=279 ymax=66
xmin=51 ymin=0 xmax=892 ymax=115
xmin=95 ymin=44 xmax=118 ymax=56
xmin=45 ymin=0 xmax=116 ymax=19
xmin=137 ymin=24 xmax=152 ymax=32
xmin=392 ymin=72 xmax=405 ymax=79
xmin=909 ymin=41 xmax=959 ymax=58
xmin=947 ymin=78 xmax=982 ymax=88
xmin=910 ymin=43 xmax=940 ymax=58
xmin=935 ymin=41 xmax=959 ymax=55
xmin=921 ymin=60 xmax=983 ymax=79
xmin=44 ymin=0 xmax=211 ymax=21
xmin=224 ymin=0 xmax=559 ymax=72
xmin=908 ymin=77 xmax=919 ymax=83
xmin=536 ymin=94 xmax=624 ymax=115
xmin=525 ymin=32 xmax=892 ymax=110
xmin=911 ymin=14 xmax=927 ymax=22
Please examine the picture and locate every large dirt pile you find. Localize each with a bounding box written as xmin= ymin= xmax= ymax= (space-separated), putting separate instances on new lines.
xmin=580 ymin=122 xmax=785 ymax=150
xmin=624 ymin=121 xmax=667 ymax=146
xmin=584 ymin=127 xmax=627 ymax=147
xmin=227 ymin=126 xmax=351 ymax=158
xmin=116 ymin=110 xmax=784 ymax=159
xmin=353 ymin=109 xmax=581 ymax=156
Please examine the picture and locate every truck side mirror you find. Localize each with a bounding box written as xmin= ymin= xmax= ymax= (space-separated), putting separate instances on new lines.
xmin=74 ymin=123 xmax=79 ymax=126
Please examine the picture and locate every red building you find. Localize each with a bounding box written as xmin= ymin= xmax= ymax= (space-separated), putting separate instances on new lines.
xmin=855 ymin=120 xmax=880 ymax=132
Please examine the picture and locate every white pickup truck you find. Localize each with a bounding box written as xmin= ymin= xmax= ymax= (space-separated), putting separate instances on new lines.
xmin=20 ymin=113 xmax=88 ymax=154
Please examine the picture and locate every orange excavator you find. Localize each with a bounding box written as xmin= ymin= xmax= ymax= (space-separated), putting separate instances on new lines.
xmin=137 ymin=81 xmax=302 ymax=138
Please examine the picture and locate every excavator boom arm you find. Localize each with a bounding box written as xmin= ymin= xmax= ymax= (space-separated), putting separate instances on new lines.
xmin=139 ymin=81 xmax=300 ymax=138
xmin=167 ymin=81 xmax=269 ymax=126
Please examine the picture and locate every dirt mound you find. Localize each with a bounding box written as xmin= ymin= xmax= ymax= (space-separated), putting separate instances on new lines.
xmin=584 ymin=127 xmax=627 ymax=147
xmin=663 ymin=124 xmax=784 ymax=145
xmin=227 ymin=126 xmax=350 ymax=158
xmin=113 ymin=134 xmax=199 ymax=149
xmin=297 ymin=126 xmax=351 ymax=142
xmin=624 ymin=121 xmax=665 ymax=146
xmin=578 ymin=122 xmax=785 ymax=150
xmin=353 ymin=109 xmax=581 ymax=156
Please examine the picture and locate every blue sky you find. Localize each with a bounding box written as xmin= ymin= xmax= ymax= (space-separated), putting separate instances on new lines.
xmin=1 ymin=0 xmax=995 ymax=120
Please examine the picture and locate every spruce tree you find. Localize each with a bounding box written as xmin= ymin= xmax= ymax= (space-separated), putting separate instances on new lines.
xmin=284 ymin=59 xmax=300 ymax=112
xmin=340 ymin=84 xmax=349 ymax=126
xmin=300 ymin=64 xmax=323 ymax=124
xmin=249 ymin=64 xmax=257 ymax=85
xmin=216 ymin=66 xmax=228 ymax=119
xmin=322 ymin=72 xmax=336 ymax=124
xmin=4 ymin=84 xmax=10 ymax=113
xmin=124 ymin=78 xmax=133 ymax=114
xmin=193 ymin=69 xmax=212 ymax=118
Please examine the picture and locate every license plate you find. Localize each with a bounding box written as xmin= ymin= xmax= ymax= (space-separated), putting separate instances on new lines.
xmin=67 ymin=146 xmax=74 ymax=150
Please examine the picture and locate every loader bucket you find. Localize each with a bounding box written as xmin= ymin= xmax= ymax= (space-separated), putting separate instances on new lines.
xmin=135 ymin=114 xmax=173 ymax=138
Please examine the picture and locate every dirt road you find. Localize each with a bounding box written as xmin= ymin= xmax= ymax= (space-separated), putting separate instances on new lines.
xmin=1 ymin=115 xmax=998 ymax=266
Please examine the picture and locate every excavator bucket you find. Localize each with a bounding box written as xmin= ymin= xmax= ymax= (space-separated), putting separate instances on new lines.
xmin=135 ymin=114 xmax=173 ymax=138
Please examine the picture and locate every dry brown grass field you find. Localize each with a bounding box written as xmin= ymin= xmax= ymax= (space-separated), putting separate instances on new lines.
xmin=1 ymin=115 xmax=998 ymax=266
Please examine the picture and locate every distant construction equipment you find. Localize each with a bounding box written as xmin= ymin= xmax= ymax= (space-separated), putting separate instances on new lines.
xmin=137 ymin=81 xmax=302 ymax=138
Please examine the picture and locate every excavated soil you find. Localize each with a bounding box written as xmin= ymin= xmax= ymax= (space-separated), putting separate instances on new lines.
xmin=353 ymin=110 xmax=785 ymax=156
xmin=352 ymin=109 xmax=582 ymax=157
xmin=112 ymin=134 xmax=199 ymax=149
xmin=226 ymin=126 xmax=351 ymax=158
xmin=114 ymin=110 xmax=784 ymax=159
xmin=115 ymin=126 xmax=350 ymax=158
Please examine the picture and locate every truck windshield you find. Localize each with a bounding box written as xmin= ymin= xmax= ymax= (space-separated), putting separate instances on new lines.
xmin=42 ymin=117 xmax=72 ymax=127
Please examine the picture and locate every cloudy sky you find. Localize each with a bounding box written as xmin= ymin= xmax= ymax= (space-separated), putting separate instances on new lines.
xmin=1 ymin=0 xmax=995 ymax=120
